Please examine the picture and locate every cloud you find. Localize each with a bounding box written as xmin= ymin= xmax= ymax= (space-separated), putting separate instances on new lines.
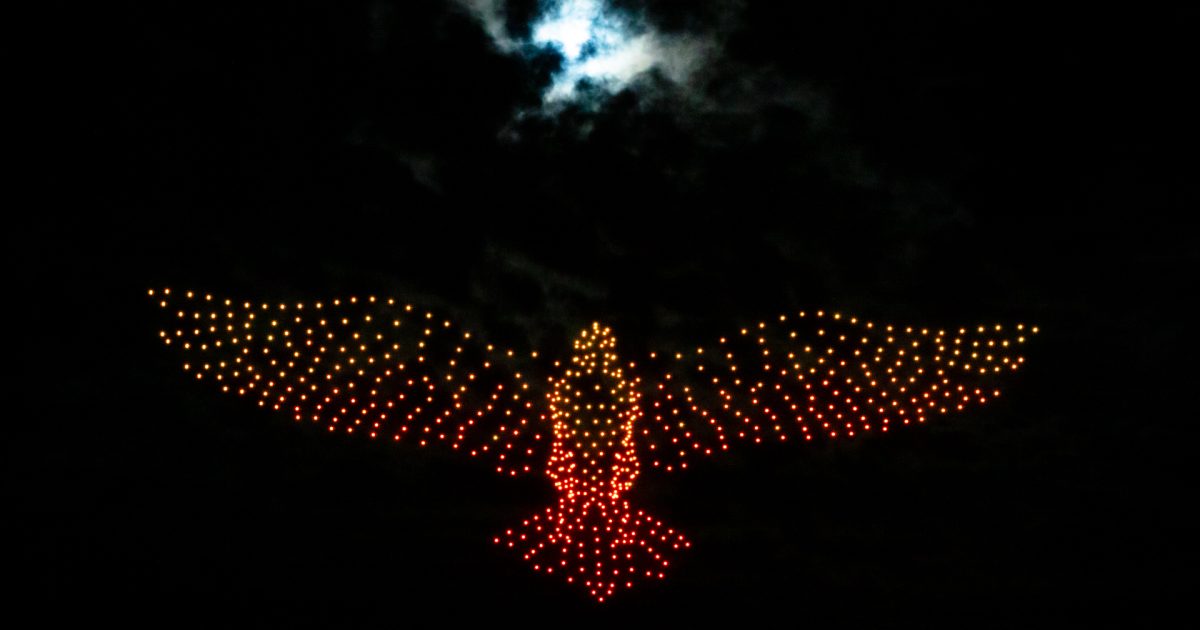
xmin=455 ymin=0 xmax=514 ymax=49
xmin=450 ymin=0 xmax=833 ymax=155
xmin=456 ymin=0 xmax=719 ymax=109
xmin=447 ymin=0 xmax=852 ymax=191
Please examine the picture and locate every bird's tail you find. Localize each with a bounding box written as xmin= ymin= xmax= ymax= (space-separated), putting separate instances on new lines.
xmin=494 ymin=495 xmax=691 ymax=601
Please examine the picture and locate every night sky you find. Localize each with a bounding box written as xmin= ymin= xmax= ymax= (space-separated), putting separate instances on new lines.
xmin=13 ymin=1 xmax=1193 ymax=626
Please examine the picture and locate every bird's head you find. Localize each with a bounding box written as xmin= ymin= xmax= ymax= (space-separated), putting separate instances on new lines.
xmin=548 ymin=323 xmax=639 ymax=444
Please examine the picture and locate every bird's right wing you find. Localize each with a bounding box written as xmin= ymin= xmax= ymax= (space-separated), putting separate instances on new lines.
xmin=150 ymin=289 xmax=550 ymax=476
xmin=633 ymin=310 xmax=1036 ymax=472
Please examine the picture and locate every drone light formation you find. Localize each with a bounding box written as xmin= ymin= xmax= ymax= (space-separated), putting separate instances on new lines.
xmin=150 ymin=288 xmax=1036 ymax=601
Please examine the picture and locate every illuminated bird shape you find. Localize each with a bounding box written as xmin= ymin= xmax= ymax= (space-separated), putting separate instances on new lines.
xmin=149 ymin=288 xmax=1037 ymax=601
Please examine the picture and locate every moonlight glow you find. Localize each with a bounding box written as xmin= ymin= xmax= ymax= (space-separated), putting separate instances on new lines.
xmin=532 ymin=0 xmax=661 ymax=102
xmin=151 ymin=288 xmax=1036 ymax=601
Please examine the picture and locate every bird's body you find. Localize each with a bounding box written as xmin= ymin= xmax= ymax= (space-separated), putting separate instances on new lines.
xmin=499 ymin=323 xmax=688 ymax=601
xmin=150 ymin=288 xmax=1035 ymax=601
xmin=546 ymin=323 xmax=638 ymax=504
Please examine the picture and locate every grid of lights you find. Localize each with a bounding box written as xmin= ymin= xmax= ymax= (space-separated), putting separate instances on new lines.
xmin=151 ymin=288 xmax=1035 ymax=600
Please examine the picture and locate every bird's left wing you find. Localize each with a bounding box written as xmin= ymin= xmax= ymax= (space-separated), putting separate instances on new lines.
xmin=150 ymin=289 xmax=549 ymax=476
xmin=633 ymin=309 xmax=1037 ymax=472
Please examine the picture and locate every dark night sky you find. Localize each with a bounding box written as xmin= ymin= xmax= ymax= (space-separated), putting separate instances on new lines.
xmin=12 ymin=1 xmax=1194 ymax=626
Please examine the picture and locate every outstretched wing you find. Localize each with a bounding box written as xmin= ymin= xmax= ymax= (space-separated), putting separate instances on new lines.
xmin=149 ymin=288 xmax=549 ymax=476
xmin=633 ymin=309 xmax=1037 ymax=472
